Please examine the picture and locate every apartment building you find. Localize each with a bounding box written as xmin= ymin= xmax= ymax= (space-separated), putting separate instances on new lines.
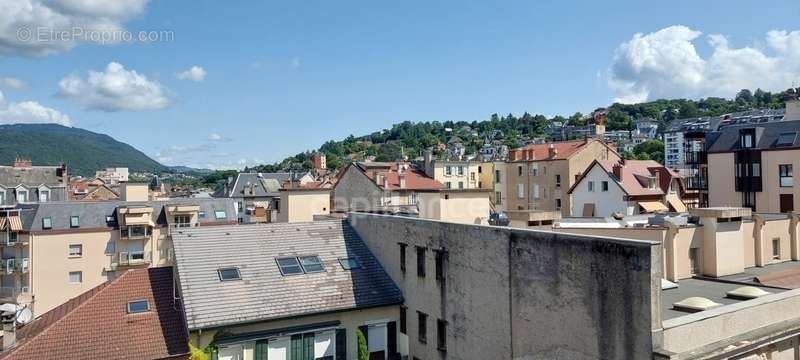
xmin=0 ymin=196 xmax=236 ymax=317
xmin=333 ymin=161 xmax=442 ymax=214
xmin=215 ymin=172 xmax=314 ymax=222
xmin=705 ymin=99 xmax=800 ymax=212
xmin=505 ymin=138 xmax=620 ymax=215
xmin=0 ymin=159 xmax=68 ymax=205
xmin=416 ymin=188 xmax=493 ymax=224
xmin=94 ymin=167 xmax=129 ymax=183
xmin=174 ymin=221 xmax=404 ymax=360
xmin=491 ymin=161 xmax=509 ymax=212
xmin=568 ymin=159 xmax=687 ymax=217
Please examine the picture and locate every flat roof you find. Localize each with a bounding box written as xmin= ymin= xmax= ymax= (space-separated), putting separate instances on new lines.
xmin=661 ymin=278 xmax=787 ymax=320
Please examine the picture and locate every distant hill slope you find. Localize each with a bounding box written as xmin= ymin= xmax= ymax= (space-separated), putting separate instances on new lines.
xmin=0 ymin=124 xmax=165 ymax=177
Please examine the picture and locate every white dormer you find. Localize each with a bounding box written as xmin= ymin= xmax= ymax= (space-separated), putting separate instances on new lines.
xmin=38 ymin=184 xmax=51 ymax=202
xmin=0 ymin=185 xmax=6 ymax=205
xmin=14 ymin=185 xmax=29 ymax=203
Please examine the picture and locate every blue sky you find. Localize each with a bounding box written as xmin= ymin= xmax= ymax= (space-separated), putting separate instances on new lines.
xmin=0 ymin=0 xmax=799 ymax=169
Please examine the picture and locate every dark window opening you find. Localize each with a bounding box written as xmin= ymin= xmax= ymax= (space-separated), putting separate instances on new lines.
xmin=416 ymin=246 xmax=426 ymax=277
xmin=437 ymin=319 xmax=447 ymax=351
xmin=417 ymin=312 xmax=428 ymax=344
xmin=399 ymin=243 xmax=407 ymax=273
xmin=400 ymin=306 xmax=407 ymax=334
xmin=434 ymin=249 xmax=446 ymax=281
xmin=218 ymin=267 xmax=241 ymax=281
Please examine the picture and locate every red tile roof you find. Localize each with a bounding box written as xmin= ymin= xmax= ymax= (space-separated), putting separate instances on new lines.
xmin=569 ymin=159 xmax=680 ymax=197
xmin=356 ymin=162 xmax=443 ymax=190
xmin=508 ymin=139 xmax=601 ymax=161
xmin=2 ymin=267 xmax=189 ymax=360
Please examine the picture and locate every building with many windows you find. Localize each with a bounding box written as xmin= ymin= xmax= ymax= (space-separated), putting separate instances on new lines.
xmin=333 ymin=162 xmax=443 ymax=215
xmin=0 ymin=159 xmax=68 ymax=205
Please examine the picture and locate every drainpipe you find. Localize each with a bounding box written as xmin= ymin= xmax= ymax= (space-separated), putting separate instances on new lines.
xmin=753 ymin=214 xmax=766 ymax=267
xmin=790 ymin=212 xmax=800 ymax=260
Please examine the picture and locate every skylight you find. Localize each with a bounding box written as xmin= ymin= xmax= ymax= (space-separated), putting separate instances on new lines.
xmin=299 ymin=256 xmax=325 ymax=273
xmin=777 ymin=132 xmax=796 ymax=146
xmin=276 ymin=257 xmax=304 ymax=275
xmin=338 ymin=257 xmax=362 ymax=270
xmin=217 ymin=267 xmax=242 ymax=281
xmin=127 ymin=300 xmax=150 ymax=314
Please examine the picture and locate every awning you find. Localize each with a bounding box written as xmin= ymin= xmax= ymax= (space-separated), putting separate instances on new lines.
xmin=639 ymin=201 xmax=668 ymax=213
xmin=582 ymin=203 xmax=595 ymax=217
xmin=7 ymin=216 xmax=22 ymax=231
xmin=666 ymin=195 xmax=687 ymax=213
xmin=0 ymin=217 xmax=6 ymax=230
xmin=124 ymin=213 xmax=154 ymax=226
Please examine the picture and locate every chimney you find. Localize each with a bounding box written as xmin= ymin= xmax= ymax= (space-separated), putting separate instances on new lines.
xmin=1 ymin=308 xmax=15 ymax=350
xmin=613 ymin=162 xmax=623 ymax=180
xmin=13 ymin=158 xmax=31 ymax=168
xmin=399 ymin=174 xmax=406 ymax=189
xmin=548 ymin=144 xmax=557 ymax=159
xmin=785 ymin=88 xmax=800 ymax=121
xmin=423 ymin=148 xmax=433 ymax=177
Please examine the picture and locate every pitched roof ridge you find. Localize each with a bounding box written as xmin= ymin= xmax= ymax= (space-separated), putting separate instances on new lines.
xmin=8 ymin=269 xmax=138 ymax=356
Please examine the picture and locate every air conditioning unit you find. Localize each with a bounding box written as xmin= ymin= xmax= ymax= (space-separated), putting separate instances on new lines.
xmin=5 ymin=259 xmax=15 ymax=274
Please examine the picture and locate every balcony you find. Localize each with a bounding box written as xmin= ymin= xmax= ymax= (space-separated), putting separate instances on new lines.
xmin=685 ymin=176 xmax=708 ymax=191
xmin=1 ymin=258 xmax=29 ymax=274
xmin=684 ymin=151 xmax=707 ymax=165
xmin=1 ymin=232 xmax=26 ymax=246
xmin=120 ymin=225 xmax=152 ymax=240
xmin=107 ymin=251 xmax=151 ymax=270
xmin=0 ymin=285 xmax=31 ymax=303
xmin=166 ymin=222 xmax=197 ymax=236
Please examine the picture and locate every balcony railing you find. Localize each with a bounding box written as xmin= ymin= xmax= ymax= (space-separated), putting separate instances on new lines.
xmin=685 ymin=176 xmax=708 ymax=191
xmin=1 ymin=258 xmax=29 ymax=274
xmin=1 ymin=233 xmax=26 ymax=246
xmin=684 ymin=151 xmax=707 ymax=165
xmin=0 ymin=285 xmax=31 ymax=302
xmin=107 ymin=251 xmax=152 ymax=270
xmin=167 ymin=222 xmax=198 ymax=236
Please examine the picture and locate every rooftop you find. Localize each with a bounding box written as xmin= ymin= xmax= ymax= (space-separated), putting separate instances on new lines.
xmin=661 ymin=278 xmax=787 ymax=320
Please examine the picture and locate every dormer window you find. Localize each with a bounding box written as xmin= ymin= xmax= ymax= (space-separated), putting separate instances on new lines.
xmin=15 ymin=187 xmax=29 ymax=203
xmin=740 ymin=129 xmax=755 ymax=148
xmin=648 ymin=178 xmax=657 ymax=189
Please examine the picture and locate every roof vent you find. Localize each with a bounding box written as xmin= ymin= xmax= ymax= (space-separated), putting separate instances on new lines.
xmin=726 ymin=286 xmax=772 ymax=300
xmin=673 ymin=297 xmax=722 ymax=313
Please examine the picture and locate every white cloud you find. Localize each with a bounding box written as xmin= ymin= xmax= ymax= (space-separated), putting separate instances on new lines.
xmin=608 ymin=26 xmax=800 ymax=103
xmin=0 ymin=0 xmax=149 ymax=57
xmin=176 ymin=65 xmax=206 ymax=82
xmin=57 ymin=61 xmax=172 ymax=111
xmin=0 ymin=77 xmax=26 ymax=89
xmin=208 ymin=133 xmax=222 ymax=141
xmin=0 ymin=90 xmax=71 ymax=126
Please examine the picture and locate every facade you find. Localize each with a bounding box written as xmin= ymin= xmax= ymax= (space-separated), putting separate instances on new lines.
xmin=416 ymin=188 xmax=492 ymax=224
xmin=174 ymin=221 xmax=404 ymax=360
xmin=706 ymin=118 xmax=800 ymax=213
xmin=505 ymin=139 xmax=621 ymax=215
xmin=0 ymin=197 xmax=236 ymax=317
xmin=216 ymin=172 xmax=314 ymax=223
xmin=94 ymin=167 xmax=129 ymax=183
xmin=0 ymin=267 xmax=189 ymax=359
xmin=333 ymin=162 xmax=442 ymax=214
xmin=311 ymin=152 xmax=327 ymax=170
xmin=568 ymin=159 xmax=687 ymax=217
xmin=0 ymin=160 xmax=68 ymax=205
xmin=276 ymin=188 xmax=331 ymax=223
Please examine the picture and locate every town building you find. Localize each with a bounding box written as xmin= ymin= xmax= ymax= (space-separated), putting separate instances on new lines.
xmin=0 ymin=267 xmax=189 ymax=360
xmin=174 ymin=221 xmax=404 ymax=360
xmin=333 ymin=162 xmax=442 ymax=214
xmin=420 ymin=148 xmax=494 ymax=191
xmin=276 ymin=187 xmax=331 ymax=223
xmin=0 ymin=160 xmax=68 ymax=205
xmin=310 ymin=152 xmax=327 ymax=170
xmin=0 ymin=195 xmax=236 ymax=317
xmin=416 ymin=188 xmax=493 ymax=224
xmin=505 ymin=138 xmax=621 ymax=215
xmin=94 ymin=167 xmax=129 ymax=184
xmin=215 ymin=172 xmax=314 ymax=222
xmin=635 ymin=118 xmax=659 ymax=138
xmin=568 ymin=159 xmax=687 ymax=217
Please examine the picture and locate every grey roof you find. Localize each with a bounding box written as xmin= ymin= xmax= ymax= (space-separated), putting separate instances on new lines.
xmin=661 ymin=278 xmax=786 ymax=320
xmin=173 ymin=220 xmax=403 ymax=330
xmin=0 ymin=165 xmax=67 ymax=188
xmin=665 ymin=109 xmax=786 ymax=133
xmin=18 ymin=197 xmax=236 ymax=231
xmin=706 ymin=119 xmax=800 ymax=152
xmin=220 ymin=173 xmax=307 ymax=198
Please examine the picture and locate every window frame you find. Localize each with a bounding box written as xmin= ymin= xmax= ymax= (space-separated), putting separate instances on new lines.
xmin=779 ymin=164 xmax=793 ymax=187
xmin=217 ymin=267 xmax=242 ymax=281
xmin=214 ymin=210 xmax=227 ymax=220
xmin=437 ymin=319 xmax=447 ymax=351
xmin=601 ymin=181 xmax=609 ymax=192
xmin=416 ymin=246 xmax=426 ymax=277
xmin=338 ymin=257 xmax=361 ymax=270
xmin=70 ymin=215 xmax=80 ymax=228
xmin=298 ymin=255 xmax=326 ymax=273
xmin=434 ymin=249 xmax=446 ymax=282
xmin=126 ymin=299 xmax=150 ymax=314
xmin=68 ymin=244 xmax=82 ymax=257
xmin=68 ymin=271 xmax=82 ymax=284
xmin=399 ymin=243 xmax=407 ymax=273
xmin=772 ymin=238 xmax=781 ymax=260
xmin=42 ymin=217 xmax=53 ymax=230
xmin=588 ymin=181 xmax=594 ymax=192
xmin=275 ymin=256 xmax=304 ymax=276
xmin=417 ymin=311 xmax=428 ymax=344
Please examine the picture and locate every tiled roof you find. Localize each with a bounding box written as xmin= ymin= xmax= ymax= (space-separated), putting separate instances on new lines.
xmin=569 ymin=159 xmax=679 ymax=197
xmin=1 ymin=267 xmax=189 ymax=360
xmin=355 ymin=162 xmax=442 ymax=190
xmin=508 ymin=139 xmax=611 ymax=161
xmin=173 ymin=220 xmax=403 ymax=330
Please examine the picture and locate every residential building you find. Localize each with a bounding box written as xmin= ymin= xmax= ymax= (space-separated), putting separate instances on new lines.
xmin=0 ymin=159 xmax=68 ymax=205
xmin=491 ymin=161 xmax=509 ymax=212
xmin=634 ymin=118 xmax=659 ymax=138
xmin=505 ymin=138 xmax=621 ymax=215
xmin=333 ymin=162 xmax=442 ymax=214
xmin=94 ymin=167 xmax=129 ymax=183
xmin=276 ymin=187 xmax=331 ymax=223
xmin=568 ymin=159 xmax=687 ymax=217
xmin=174 ymin=221 xmax=404 ymax=360
xmin=705 ymin=119 xmax=800 ymax=212
xmin=416 ymin=188 xmax=493 ymax=224
xmin=215 ymin=172 xmax=314 ymax=222
xmin=0 ymin=267 xmax=189 ymax=360
xmin=420 ymin=148 xmax=493 ymax=191
xmin=0 ymin=197 xmax=235 ymax=316
xmin=311 ymin=152 xmax=327 ymax=170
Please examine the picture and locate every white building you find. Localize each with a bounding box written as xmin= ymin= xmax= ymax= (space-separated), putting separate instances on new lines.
xmin=95 ymin=167 xmax=129 ymax=183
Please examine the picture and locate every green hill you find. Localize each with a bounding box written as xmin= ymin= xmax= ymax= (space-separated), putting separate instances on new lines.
xmin=0 ymin=123 xmax=165 ymax=177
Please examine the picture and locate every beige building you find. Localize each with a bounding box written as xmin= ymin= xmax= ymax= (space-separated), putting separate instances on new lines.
xmin=416 ymin=188 xmax=492 ymax=224
xmin=333 ymin=161 xmax=443 ymax=214
xmin=505 ymin=138 xmax=620 ymax=215
xmin=0 ymin=197 xmax=236 ymax=317
xmin=276 ymin=188 xmax=331 ymax=223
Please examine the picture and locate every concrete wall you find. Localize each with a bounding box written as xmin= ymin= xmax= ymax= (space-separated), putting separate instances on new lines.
xmin=350 ymin=213 xmax=660 ymax=360
xmin=333 ymin=165 xmax=384 ymax=211
xmin=417 ymin=191 xmax=491 ymax=224
xmin=708 ymin=153 xmax=739 ymax=208
xmin=277 ymin=190 xmax=331 ymax=223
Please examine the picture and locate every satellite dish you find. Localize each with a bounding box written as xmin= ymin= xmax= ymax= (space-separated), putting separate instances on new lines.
xmin=15 ymin=307 xmax=32 ymax=325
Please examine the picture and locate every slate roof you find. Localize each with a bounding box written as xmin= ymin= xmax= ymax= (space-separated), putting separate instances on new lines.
xmin=173 ymin=220 xmax=403 ymax=330
xmin=220 ymin=173 xmax=309 ymax=198
xmin=16 ymin=197 xmax=236 ymax=231
xmin=706 ymin=119 xmax=800 ymax=152
xmin=0 ymin=267 xmax=189 ymax=360
xmin=0 ymin=165 xmax=67 ymax=188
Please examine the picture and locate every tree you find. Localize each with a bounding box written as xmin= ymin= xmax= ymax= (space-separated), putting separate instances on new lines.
xmin=357 ymin=329 xmax=369 ymax=360
xmin=735 ymin=89 xmax=754 ymax=106
xmin=567 ymin=112 xmax=585 ymax=126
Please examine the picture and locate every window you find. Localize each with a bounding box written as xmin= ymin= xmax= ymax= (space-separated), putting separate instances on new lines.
xmin=298 ymin=255 xmax=325 ymax=273
xmin=214 ymin=210 xmax=227 ymax=220
xmin=198 ymin=211 xmax=206 ymax=218
xmin=588 ymin=181 xmax=595 ymax=192
xmin=416 ymin=246 xmax=426 ymax=277
xmin=276 ymin=257 xmax=304 ymax=275
xmin=127 ymin=300 xmax=150 ymax=314
xmin=478 ymin=166 xmax=482 ymax=174
xmin=16 ymin=189 xmax=28 ymax=203
xmin=470 ymin=172 xmax=475 ymax=181
xmin=494 ymin=170 xmax=501 ymax=183
xmin=399 ymin=243 xmax=407 ymax=273
xmin=495 ymin=191 xmax=502 ymax=205
xmin=458 ymin=181 xmax=464 ymax=189
xmin=42 ymin=217 xmax=52 ymax=230
xmin=689 ymin=248 xmax=700 ymax=274
xmin=740 ymin=131 xmax=754 ymax=148
xmin=777 ymin=132 xmax=797 ymax=146
xmin=400 ymin=306 xmax=407 ymax=334
xmin=648 ymin=178 xmax=657 ymax=189
xmin=517 ymin=184 xmax=524 ymax=199
xmin=174 ymin=215 xmax=191 ymax=227
xmin=70 ymin=216 xmax=80 ymax=228
xmin=417 ymin=312 xmax=428 ymax=344
xmin=668 ymin=180 xmax=677 ymax=193
xmin=752 ymin=163 xmax=761 ymax=177
xmin=437 ymin=319 xmax=447 ymax=351
xmin=434 ymin=249 xmax=446 ymax=281
xmin=445 ymin=166 xmax=452 ymax=176
xmin=780 ymin=164 xmax=793 ymax=187
xmin=338 ymin=257 xmax=361 ymax=270
xmin=602 ymin=181 xmax=609 ymax=192
xmin=69 ymin=271 xmax=82 ymax=284
xmin=518 ymin=166 xmax=523 ymax=176
xmin=39 ymin=190 xmax=50 ymax=202
xmin=555 ymin=198 xmax=561 ymax=210
xmin=457 ymin=166 xmax=464 ymax=176
xmin=773 ymin=238 xmax=781 ymax=260
xmin=533 ymin=184 xmax=540 ymax=199
xmin=555 ymin=174 xmax=561 ymax=188
xmin=532 ymin=164 xmax=539 ymax=176
xmin=69 ymin=244 xmax=82 ymax=257
xmin=218 ymin=267 xmax=242 ymax=281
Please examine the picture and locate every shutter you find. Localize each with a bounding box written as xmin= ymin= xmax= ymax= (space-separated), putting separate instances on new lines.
xmin=387 ymin=321 xmax=398 ymax=359
xmin=335 ymin=329 xmax=347 ymax=360
xmin=303 ymin=334 xmax=314 ymax=360
xmin=255 ymin=339 xmax=268 ymax=360
xmin=291 ymin=334 xmax=303 ymax=360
